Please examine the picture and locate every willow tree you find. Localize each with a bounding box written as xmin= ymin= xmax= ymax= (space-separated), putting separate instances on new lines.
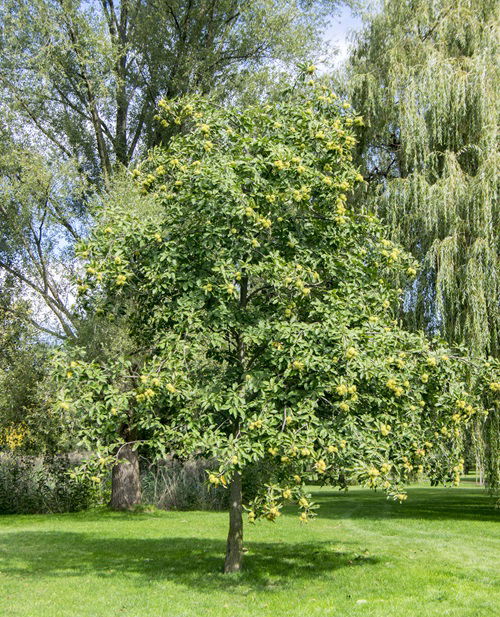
xmin=348 ymin=0 xmax=499 ymax=492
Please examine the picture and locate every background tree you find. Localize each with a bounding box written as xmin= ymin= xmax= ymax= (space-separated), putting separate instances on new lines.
xmin=347 ymin=0 xmax=499 ymax=491
xmin=0 ymin=141 xmax=87 ymax=340
xmin=62 ymin=83 xmax=499 ymax=572
xmin=0 ymin=0 xmax=340 ymax=183
xmin=0 ymin=286 xmax=63 ymax=454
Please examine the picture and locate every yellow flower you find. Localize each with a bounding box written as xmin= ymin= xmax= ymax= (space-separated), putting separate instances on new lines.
xmin=299 ymin=512 xmax=309 ymax=522
xmin=407 ymin=267 xmax=417 ymax=277
xmin=283 ymin=489 xmax=292 ymax=499
xmin=315 ymin=459 xmax=327 ymax=473
xmin=301 ymin=448 xmax=311 ymax=456
xmin=380 ymin=424 xmax=391 ymax=436
xmin=368 ymin=467 xmax=380 ymax=477
xmin=306 ymin=64 xmax=317 ymax=73
xmin=346 ymin=347 xmax=358 ymax=360
xmin=339 ymin=402 xmax=350 ymax=412
xmin=327 ymin=445 xmax=338 ymax=453
xmin=380 ymin=463 xmax=391 ymax=474
xmin=420 ymin=373 xmax=429 ymax=383
xmin=322 ymin=175 xmax=333 ymax=185
xmin=294 ymin=475 xmax=302 ymax=484
xmin=166 ymin=383 xmax=177 ymax=394
xmin=335 ymin=383 xmax=349 ymax=396
xmin=292 ymin=360 xmax=304 ymax=370
xmin=298 ymin=496 xmax=309 ymax=507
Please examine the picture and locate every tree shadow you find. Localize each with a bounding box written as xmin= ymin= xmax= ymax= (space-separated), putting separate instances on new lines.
xmin=0 ymin=531 xmax=378 ymax=591
xmin=311 ymin=486 xmax=500 ymax=523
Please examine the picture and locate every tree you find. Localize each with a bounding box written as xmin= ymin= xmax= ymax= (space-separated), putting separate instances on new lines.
xmin=348 ymin=0 xmax=498 ymax=355
xmin=0 ymin=286 xmax=64 ymax=454
xmin=347 ymin=0 xmax=499 ymax=490
xmin=61 ymin=80 xmax=499 ymax=570
xmin=0 ymin=143 xmax=87 ymax=340
xmin=0 ymin=0 xmax=338 ymax=183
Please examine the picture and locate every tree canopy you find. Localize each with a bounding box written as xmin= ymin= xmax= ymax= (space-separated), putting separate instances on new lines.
xmin=349 ymin=0 xmax=499 ymax=357
xmin=0 ymin=0 xmax=338 ymax=183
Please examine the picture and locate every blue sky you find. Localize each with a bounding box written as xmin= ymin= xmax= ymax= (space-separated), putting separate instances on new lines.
xmin=324 ymin=4 xmax=363 ymax=66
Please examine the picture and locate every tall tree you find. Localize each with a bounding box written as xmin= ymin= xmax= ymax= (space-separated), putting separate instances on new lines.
xmin=0 ymin=143 xmax=86 ymax=340
xmin=347 ymin=0 xmax=499 ymax=490
xmin=0 ymin=0 xmax=338 ymax=184
xmin=349 ymin=0 xmax=498 ymax=356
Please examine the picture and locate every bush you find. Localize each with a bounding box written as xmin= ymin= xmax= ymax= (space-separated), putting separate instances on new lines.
xmin=141 ymin=457 xmax=229 ymax=511
xmin=0 ymin=453 xmax=104 ymax=514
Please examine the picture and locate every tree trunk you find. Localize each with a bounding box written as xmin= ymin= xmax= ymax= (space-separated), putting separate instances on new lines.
xmin=110 ymin=443 xmax=142 ymax=510
xmin=224 ymin=472 xmax=243 ymax=573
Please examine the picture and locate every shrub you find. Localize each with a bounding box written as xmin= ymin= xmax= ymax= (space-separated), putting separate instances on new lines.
xmin=0 ymin=453 xmax=104 ymax=514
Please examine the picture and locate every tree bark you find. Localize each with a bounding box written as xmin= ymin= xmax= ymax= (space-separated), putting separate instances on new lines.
xmin=110 ymin=442 xmax=142 ymax=510
xmin=224 ymin=471 xmax=243 ymax=573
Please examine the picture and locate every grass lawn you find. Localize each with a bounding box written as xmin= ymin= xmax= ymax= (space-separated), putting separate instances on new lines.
xmin=0 ymin=479 xmax=498 ymax=617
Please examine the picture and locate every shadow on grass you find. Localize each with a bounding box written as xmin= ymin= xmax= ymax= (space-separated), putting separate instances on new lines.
xmin=0 ymin=532 xmax=378 ymax=590
xmin=311 ymin=486 xmax=500 ymax=523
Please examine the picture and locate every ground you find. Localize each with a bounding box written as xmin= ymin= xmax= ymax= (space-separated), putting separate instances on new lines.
xmin=0 ymin=479 xmax=498 ymax=617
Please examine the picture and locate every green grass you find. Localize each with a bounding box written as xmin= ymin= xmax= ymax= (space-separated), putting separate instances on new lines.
xmin=0 ymin=479 xmax=498 ymax=617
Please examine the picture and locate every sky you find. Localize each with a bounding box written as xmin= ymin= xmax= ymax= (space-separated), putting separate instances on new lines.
xmin=324 ymin=4 xmax=364 ymax=67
